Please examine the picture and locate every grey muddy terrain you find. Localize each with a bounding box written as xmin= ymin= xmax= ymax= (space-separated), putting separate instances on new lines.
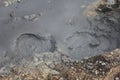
xmin=0 ymin=0 xmax=120 ymax=67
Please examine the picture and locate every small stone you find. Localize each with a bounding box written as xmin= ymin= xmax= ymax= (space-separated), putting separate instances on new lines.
xmin=81 ymin=60 xmax=84 ymax=63
xmin=95 ymin=70 xmax=99 ymax=75
xmin=23 ymin=14 xmax=40 ymax=21
xmin=51 ymin=70 xmax=60 ymax=75
xmin=4 ymin=1 xmax=9 ymax=7
xmin=48 ymin=63 xmax=55 ymax=69
xmin=3 ymin=0 xmax=20 ymax=7
xmin=115 ymin=77 xmax=120 ymax=80
xmin=59 ymin=77 xmax=64 ymax=80
xmin=51 ymin=76 xmax=59 ymax=80
xmin=33 ymin=57 xmax=39 ymax=62
xmin=71 ymin=67 xmax=74 ymax=69
xmin=110 ymin=52 xmax=114 ymax=55
xmin=101 ymin=62 xmax=106 ymax=66
xmin=115 ymin=49 xmax=119 ymax=52
xmin=86 ymin=63 xmax=94 ymax=70
xmin=8 ymin=0 xmax=12 ymax=5
xmin=23 ymin=15 xmax=29 ymax=20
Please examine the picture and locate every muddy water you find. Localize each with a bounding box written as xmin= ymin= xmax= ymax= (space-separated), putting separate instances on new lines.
xmin=0 ymin=0 xmax=119 ymax=66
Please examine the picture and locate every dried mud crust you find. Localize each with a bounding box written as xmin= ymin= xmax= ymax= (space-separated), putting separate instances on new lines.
xmin=0 ymin=49 xmax=120 ymax=80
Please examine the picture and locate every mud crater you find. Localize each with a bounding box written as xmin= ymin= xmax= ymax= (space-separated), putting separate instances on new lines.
xmin=13 ymin=33 xmax=56 ymax=61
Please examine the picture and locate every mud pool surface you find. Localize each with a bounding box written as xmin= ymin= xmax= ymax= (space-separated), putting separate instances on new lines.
xmin=0 ymin=0 xmax=120 ymax=67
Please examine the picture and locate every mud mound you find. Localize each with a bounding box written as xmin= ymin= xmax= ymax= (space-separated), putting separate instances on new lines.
xmin=13 ymin=33 xmax=56 ymax=61
xmin=64 ymin=0 xmax=120 ymax=60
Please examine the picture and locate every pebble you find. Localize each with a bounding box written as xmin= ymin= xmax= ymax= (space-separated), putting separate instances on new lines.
xmin=33 ymin=57 xmax=39 ymax=62
xmin=101 ymin=62 xmax=106 ymax=66
xmin=48 ymin=63 xmax=55 ymax=69
xmin=59 ymin=77 xmax=64 ymax=80
xmin=23 ymin=14 xmax=41 ymax=21
xmin=51 ymin=70 xmax=60 ymax=75
xmin=114 ymin=49 xmax=119 ymax=52
xmin=110 ymin=52 xmax=114 ymax=55
xmin=3 ymin=0 xmax=21 ymax=7
xmin=115 ymin=77 xmax=120 ymax=80
xmin=95 ymin=70 xmax=99 ymax=75
xmin=4 ymin=1 xmax=9 ymax=7
xmin=80 ymin=60 xmax=84 ymax=63
xmin=86 ymin=63 xmax=94 ymax=70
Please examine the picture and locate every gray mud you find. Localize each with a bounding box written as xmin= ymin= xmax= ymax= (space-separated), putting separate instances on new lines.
xmin=14 ymin=33 xmax=56 ymax=60
xmin=0 ymin=0 xmax=119 ymax=66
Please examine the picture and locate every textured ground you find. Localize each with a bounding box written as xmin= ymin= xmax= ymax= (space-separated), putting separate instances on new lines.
xmin=0 ymin=48 xmax=120 ymax=80
xmin=0 ymin=0 xmax=120 ymax=80
xmin=0 ymin=0 xmax=119 ymax=66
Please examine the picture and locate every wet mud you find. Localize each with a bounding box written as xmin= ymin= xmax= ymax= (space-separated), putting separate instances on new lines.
xmin=0 ymin=0 xmax=119 ymax=66
xmin=14 ymin=33 xmax=56 ymax=61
